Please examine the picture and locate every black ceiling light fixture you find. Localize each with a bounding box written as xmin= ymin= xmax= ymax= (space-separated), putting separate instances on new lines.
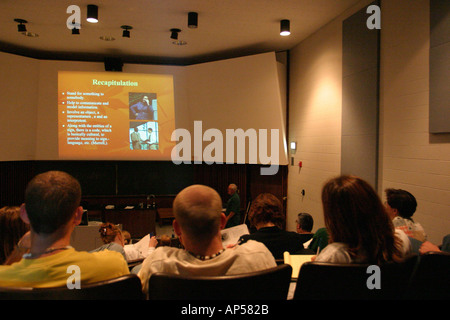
xmin=87 ymin=4 xmax=98 ymax=23
xmin=71 ymin=21 xmax=80 ymax=35
xmin=280 ymin=19 xmax=290 ymax=36
xmin=121 ymin=25 xmax=132 ymax=38
xmin=14 ymin=18 xmax=38 ymax=37
xmin=188 ymin=12 xmax=198 ymax=28
xmin=170 ymin=28 xmax=181 ymax=40
xmin=14 ymin=18 xmax=27 ymax=32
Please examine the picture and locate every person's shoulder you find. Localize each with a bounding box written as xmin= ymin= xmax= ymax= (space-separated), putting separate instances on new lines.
xmin=236 ymin=239 xmax=271 ymax=253
xmin=84 ymin=248 xmax=126 ymax=263
xmin=145 ymin=245 xmax=184 ymax=261
xmin=315 ymin=242 xmax=351 ymax=263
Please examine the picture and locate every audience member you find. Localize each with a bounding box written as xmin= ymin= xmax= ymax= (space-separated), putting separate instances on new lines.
xmin=90 ymin=222 xmax=127 ymax=260
xmin=307 ymin=227 xmax=329 ymax=254
xmin=0 ymin=171 xmax=129 ymax=287
xmin=314 ymin=175 xmax=411 ymax=264
xmin=295 ymin=212 xmax=315 ymax=253
xmin=122 ymin=230 xmax=132 ymax=245
xmin=384 ymin=188 xmax=427 ymax=242
xmin=224 ymin=183 xmax=241 ymax=228
xmin=296 ymin=212 xmax=314 ymax=234
xmin=158 ymin=234 xmax=172 ymax=247
xmin=137 ymin=184 xmax=276 ymax=293
xmin=0 ymin=206 xmax=29 ymax=265
xmin=91 ymin=222 xmax=158 ymax=262
xmin=238 ymin=193 xmax=312 ymax=259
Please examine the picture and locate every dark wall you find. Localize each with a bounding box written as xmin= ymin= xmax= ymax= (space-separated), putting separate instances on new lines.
xmin=341 ymin=0 xmax=380 ymax=188
xmin=0 ymin=161 xmax=287 ymax=213
xmin=429 ymin=0 xmax=450 ymax=133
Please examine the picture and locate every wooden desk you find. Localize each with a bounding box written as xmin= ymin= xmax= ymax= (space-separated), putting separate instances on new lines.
xmin=103 ymin=208 xmax=156 ymax=238
xmin=157 ymin=208 xmax=175 ymax=227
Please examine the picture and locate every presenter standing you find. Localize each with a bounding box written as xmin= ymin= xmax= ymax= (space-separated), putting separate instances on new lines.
xmin=224 ymin=184 xmax=241 ymax=228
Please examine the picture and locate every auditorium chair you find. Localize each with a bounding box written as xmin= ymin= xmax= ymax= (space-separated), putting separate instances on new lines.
xmin=147 ymin=264 xmax=293 ymax=300
xmin=293 ymin=254 xmax=419 ymax=300
xmin=0 ymin=274 xmax=144 ymax=300
xmin=405 ymin=251 xmax=450 ymax=300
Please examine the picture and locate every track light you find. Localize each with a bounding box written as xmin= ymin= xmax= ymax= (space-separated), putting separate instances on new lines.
xmin=87 ymin=4 xmax=98 ymax=23
xmin=280 ymin=19 xmax=290 ymax=36
xmin=188 ymin=12 xmax=198 ymax=28
xmin=121 ymin=25 xmax=132 ymax=38
xmin=14 ymin=19 xmax=27 ymax=32
xmin=170 ymin=28 xmax=181 ymax=40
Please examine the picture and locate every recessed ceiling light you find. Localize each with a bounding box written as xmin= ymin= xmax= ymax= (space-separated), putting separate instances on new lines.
xmin=99 ymin=35 xmax=115 ymax=41
xmin=23 ymin=31 xmax=39 ymax=38
xmin=172 ymin=40 xmax=187 ymax=46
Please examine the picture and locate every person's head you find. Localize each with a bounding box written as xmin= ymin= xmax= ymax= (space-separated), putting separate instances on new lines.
xmin=227 ymin=184 xmax=237 ymax=195
xmin=0 ymin=206 xmax=30 ymax=264
xmin=173 ymin=185 xmax=224 ymax=247
xmin=159 ymin=234 xmax=171 ymax=246
xmin=248 ymin=193 xmax=284 ymax=229
xmin=20 ymin=171 xmax=83 ymax=238
xmin=296 ymin=212 xmax=313 ymax=233
xmin=384 ymin=188 xmax=417 ymax=220
xmin=122 ymin=230 xmax=131 ymax=245
xmin=142 ymin=96 xmax=149 ymax=105
xmin=99 ymin=222 xmax=124 ymax=246
xmin=321 ymin=175 xmax=401 ymax=264
xmin=134 ymin=127 xmax=139 ymax=132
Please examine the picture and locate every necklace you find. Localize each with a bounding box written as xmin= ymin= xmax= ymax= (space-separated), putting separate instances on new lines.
xmin=188 ymin=248 xmax=226 ymax=261
xmin=23 ymin=246 xmax=72 ymax=259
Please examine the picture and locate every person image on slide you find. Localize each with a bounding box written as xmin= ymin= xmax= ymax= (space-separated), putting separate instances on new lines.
xmin=130 ymin=96 xmax=154 ymax=120
xmin=131 ymin=128 xmax=142 ymax=150
xmin=144 ymin=128 xmax=158 ymax=150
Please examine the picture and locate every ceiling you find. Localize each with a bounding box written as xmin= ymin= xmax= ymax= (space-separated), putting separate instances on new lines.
xmin=0 ymin=0 xmax=362 ymax=65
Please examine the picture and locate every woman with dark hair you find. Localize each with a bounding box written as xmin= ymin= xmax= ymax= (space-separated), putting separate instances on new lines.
xmin=0 ymin=206 xmax=29 ymax=265
xmin=238 ymin=193 xmax=312 ymax=259
xmin=315 ymin=175 xmax=411 ymax=264
xmin=385 ymin=188 xmax=427 ymax=242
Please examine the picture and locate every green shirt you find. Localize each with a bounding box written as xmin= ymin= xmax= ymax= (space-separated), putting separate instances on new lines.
xmin=225 ymin=192 xmax=241 ymax=228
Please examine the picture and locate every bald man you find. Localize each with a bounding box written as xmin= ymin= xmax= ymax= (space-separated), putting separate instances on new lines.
xmin=137 ymin=184 xmax=276 ymax=293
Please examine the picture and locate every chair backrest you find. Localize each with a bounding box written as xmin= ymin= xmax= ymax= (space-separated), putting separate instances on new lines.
xmin=147 ymin=264 xmax=293 ymax=300
xmin=293 ymin=254 xmax=418 ymax=300
xmin=405 ymin=251 xmax=450 ymax=300
xmin=0 ymin=274 xmax=144 ymax=300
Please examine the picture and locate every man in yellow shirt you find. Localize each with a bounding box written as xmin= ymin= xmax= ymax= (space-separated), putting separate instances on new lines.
xmin=0 ymin=171 xmax=129 ymax=288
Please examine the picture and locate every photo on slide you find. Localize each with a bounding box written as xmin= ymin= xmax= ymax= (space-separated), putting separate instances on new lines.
xmin=129 ymin=121 xmax=159 ymax=151
xmin=129 ymin=92 xmax=157 ymax=121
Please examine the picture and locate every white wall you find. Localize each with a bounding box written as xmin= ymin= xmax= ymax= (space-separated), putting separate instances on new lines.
xmin=380 ymin=0 xmax=450 ymax=244
xmin=288 ymin=0 xmax=450 ymax=244
xmin=287 ymin=1 xmax=372 ymax=232
xmin=0 ymin=52 xmax=287 ymax=168
xmin=0 ymin=52 xmax=39 ymax=160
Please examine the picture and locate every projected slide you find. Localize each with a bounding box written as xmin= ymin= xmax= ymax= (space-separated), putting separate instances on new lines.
xmin=58 ymin=71 xmax=175 ymax=160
